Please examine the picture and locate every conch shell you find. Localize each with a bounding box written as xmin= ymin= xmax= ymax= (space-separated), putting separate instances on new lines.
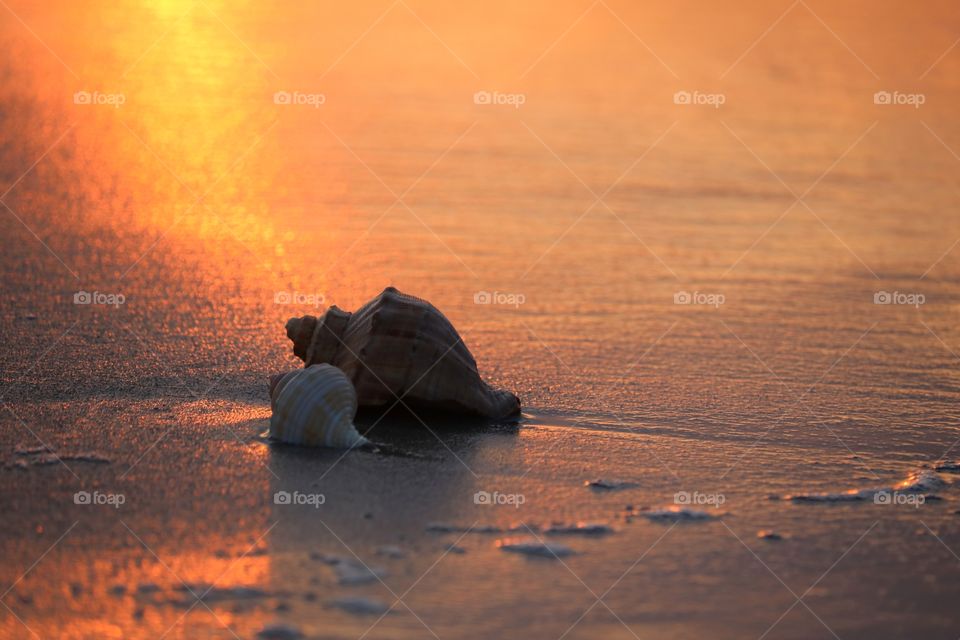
xmin=269 ymin=364 xmax=369 ymax=448
xmin=285 ymin=287 xmax=520 ymax=419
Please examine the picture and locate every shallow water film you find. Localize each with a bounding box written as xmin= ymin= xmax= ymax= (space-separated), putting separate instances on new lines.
xmin=2 ymin=1 xmax=960 ymax=638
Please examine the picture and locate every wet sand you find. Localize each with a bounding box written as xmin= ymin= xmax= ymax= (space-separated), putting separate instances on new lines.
xmin=3 ymin=399 xmax=959 ymax=639
xmin=3 ymin=0 xmax=960 ymax=638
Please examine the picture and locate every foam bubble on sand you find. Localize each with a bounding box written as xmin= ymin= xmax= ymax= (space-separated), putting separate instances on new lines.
xmin=426 ymin=523 xmax=502 ymax=534
xmin=585 ymin=479 xmax=636 ymax=491
xmin=203 ymin=586 xmax=269 ymax=601
xmin=496 ymin=538 xmax=576 ymax=558
xmin=788 ymin=490 xmax=866 ymax=503
xmin=896 ymin=469 xmax=948 ymax=491
xmin=785 ymin=469 xmax=948 ymax=503
xmin=331 ymin=596 xmax=392 ymax=615
xmin=256 ymin=623 xmax=303 ymax=639
xmin=174 ymin=583 xmax=269 ymax=601
xmin=641 ymin=506 xmax=719 ymax=522
xmin=7 ymin=446 xmax=110 ymax=467
xmin=474 ymin=525 xmax=503 ymax=533
xmin=14 ymin=444 xmax=53 ymax=455
xmin=60 ymin=452 xmax=110 ymax=463
xmin=316 ymin=556 xmax=386 ymax=585
xmin=544 ymin=522 xmax=614 ymax=535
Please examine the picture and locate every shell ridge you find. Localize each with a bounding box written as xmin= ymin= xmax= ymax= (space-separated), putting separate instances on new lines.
xmin=286 ymin=289 xmax=521 ymax=418
xmin=306 ymin=307 xmax=352 ymax=366
xmin=269 ymin=364 xmax=367 ymax=448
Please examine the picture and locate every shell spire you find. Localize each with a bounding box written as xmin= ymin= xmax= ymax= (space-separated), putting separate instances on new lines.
xmin=285 ymin=287 xmax=521 ymax=419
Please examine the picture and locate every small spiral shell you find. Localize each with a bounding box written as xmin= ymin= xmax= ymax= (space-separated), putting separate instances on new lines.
xmin=269 ymin=364 xmax=368 ymax=448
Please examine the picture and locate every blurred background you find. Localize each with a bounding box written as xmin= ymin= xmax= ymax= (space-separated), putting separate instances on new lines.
xmin=2 ymin=1 xmax=960 ymax=638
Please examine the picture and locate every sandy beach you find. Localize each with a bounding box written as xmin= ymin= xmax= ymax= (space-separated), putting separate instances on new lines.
xmin=2 ymin=1 xmax=960 ymax=638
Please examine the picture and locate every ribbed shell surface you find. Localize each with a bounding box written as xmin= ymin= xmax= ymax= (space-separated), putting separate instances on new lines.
xmin=269 ymin=364 xmax=368 ymax=448
xmin=293 ymin=288 xmax=520 ymax=419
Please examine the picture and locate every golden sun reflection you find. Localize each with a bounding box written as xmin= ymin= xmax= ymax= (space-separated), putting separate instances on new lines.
xmin=3 ymin=0 xmax=960 ymax=638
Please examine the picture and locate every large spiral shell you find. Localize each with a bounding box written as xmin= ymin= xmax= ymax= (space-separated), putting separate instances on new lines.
xmin=285 ymin=287 xmax=521 ymax=419
xmin=269 ymin=364 xmax=369 ymax=448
